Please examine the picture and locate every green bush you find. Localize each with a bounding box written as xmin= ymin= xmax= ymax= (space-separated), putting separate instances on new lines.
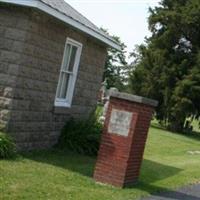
xmin=57 ymin=109 xmax=103 ymax=156
xmin=0 ymin=132 xmax=16 ymax=159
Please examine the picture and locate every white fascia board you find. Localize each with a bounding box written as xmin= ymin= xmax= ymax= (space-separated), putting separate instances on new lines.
xmin=0 ymin=0 xmax=121 ymax=50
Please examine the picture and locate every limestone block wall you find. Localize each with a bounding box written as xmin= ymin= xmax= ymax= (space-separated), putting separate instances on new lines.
xmin=0 ymin=5 xmax=107 ymax=150
xmin=0 ymin=6 xmax=28 ymax=131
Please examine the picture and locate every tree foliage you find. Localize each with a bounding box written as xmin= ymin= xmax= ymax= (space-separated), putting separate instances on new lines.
xmin=102 ymin=29 xmax=128 ymax=91
xmin=129 ymin=0 xmax=200 ymax=131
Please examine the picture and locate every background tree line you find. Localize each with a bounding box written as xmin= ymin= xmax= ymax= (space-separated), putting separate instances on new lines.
xmin=103 ymin=0 xmax=200 ymax=132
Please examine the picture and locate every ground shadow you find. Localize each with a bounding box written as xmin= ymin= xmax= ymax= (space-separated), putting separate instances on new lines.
xmin=22 ymin=150 xmax=200 ymax=199
xmin=23 ymin=150 xmax=182 ymax=182
xmin=151 ymin=123 xmax=168 ymax=132
xmin=151 ymin=123 xmax=200 ymax=141
xmin=140 ymin=159 xmax=182 ymax=183
xmin=22 ymin=149 xmax=96 ymax=177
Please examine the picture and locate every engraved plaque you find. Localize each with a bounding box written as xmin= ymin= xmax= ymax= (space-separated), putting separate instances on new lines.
xmin=108 ymin=109 xmax=132 ymax=136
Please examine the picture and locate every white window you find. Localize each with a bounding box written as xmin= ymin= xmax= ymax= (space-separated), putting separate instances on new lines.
xmin=55 ymin=38 xmax=82 ymax=107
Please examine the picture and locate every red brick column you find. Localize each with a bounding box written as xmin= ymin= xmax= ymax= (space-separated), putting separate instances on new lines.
xmin=94 ymin=91 xmax=158 ymax=187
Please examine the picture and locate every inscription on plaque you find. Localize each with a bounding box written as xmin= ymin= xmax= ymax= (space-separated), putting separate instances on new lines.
xmin=108 ymin=109 xmax=133 ymax=136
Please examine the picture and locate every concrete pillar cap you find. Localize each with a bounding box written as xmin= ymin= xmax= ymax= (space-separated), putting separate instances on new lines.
xmin=109 ymin=91 xmax=158 ymax=107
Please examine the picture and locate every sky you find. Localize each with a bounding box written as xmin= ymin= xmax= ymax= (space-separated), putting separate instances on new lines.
xmin=65 ymin=0 xmax=160 ymax=59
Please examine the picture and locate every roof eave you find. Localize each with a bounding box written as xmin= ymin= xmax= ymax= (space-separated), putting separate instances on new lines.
xmin=0 ymin=0 xmax=121 ymax=50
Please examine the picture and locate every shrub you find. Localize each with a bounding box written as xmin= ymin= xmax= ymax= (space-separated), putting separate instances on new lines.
xmin=57 ymin=109 xmax=103 ymax=156
xmin=0 ymin=132 xmax=16 ymax=159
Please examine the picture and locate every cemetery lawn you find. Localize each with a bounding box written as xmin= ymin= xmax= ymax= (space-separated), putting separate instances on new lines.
xmin=0 ymin=125 xmax=200 ymax=200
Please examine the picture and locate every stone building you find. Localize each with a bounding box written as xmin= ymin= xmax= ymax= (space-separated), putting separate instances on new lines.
xmin=0 ymin=0 xmax=120 ymax=150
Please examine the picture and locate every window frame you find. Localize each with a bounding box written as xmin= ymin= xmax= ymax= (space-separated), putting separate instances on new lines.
xmin=54 ymin=37 xmax=82 ymax=108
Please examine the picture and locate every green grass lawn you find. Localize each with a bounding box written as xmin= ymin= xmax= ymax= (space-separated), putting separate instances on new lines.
xmin=0 ymin=125 xmax=200 ymax=200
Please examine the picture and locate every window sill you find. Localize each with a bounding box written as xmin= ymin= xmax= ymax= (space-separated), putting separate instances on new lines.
xmin=54 ymin=101 xmax=71 ymax=108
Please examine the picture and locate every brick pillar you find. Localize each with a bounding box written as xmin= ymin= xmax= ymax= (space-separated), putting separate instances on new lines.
xmin=94 ymin=91 xmax=158 ymax=187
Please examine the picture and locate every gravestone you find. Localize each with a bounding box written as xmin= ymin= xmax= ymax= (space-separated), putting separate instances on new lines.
xmin=94 ymin=91 xmax=158 ymax=187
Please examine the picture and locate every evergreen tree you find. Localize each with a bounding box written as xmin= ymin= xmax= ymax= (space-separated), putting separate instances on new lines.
xmin=129 ymin=0 xmax=200 ymax=131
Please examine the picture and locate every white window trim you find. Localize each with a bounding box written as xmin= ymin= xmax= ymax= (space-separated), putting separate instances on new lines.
xmin=55 ymin=38 xmax=82 ymax=108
